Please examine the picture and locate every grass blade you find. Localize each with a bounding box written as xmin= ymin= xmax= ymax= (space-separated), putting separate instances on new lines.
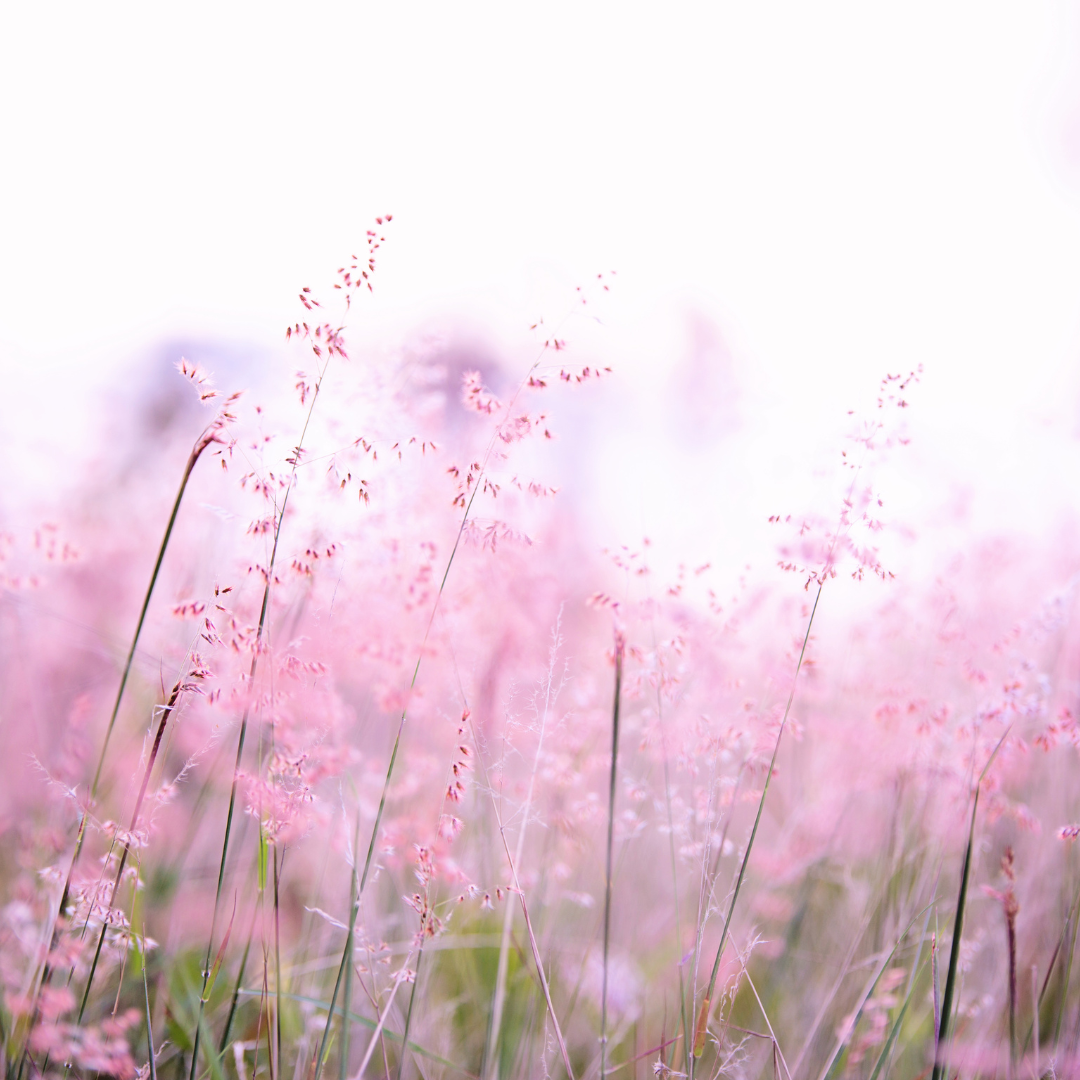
xmin=695 ymin=580 xmax=824 ymax=1061
xmin=931 ymin=730 xmax=1008 ymax=1080
xmin=600 ymin=635 xmax=624 ymax=1080
xmin=866 ymin=973 xmax=916 ymax=1080
xmin=817 ymin=908 xmax=928 ymax=1080
xmin=235 ymin=991 xmax=471 ymax=1075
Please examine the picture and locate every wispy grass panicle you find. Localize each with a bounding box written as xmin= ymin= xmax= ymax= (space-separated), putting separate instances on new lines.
xmin=190 ymin=224 xmax=387 ymax=1080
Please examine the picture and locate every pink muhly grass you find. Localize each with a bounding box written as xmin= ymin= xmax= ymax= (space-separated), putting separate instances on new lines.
xmin=20 ymin=393 xmax=236 ymax=1072
xmin=13 ymin=255 xmax=1080 ymax=1080
xmin=193 ymin=228 xmax=387 ymax=1080
xmin=315 ymin=283 xmax=611 ymax=1080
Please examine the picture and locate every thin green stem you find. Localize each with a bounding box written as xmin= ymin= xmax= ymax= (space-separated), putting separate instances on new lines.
xmin=191 ymin=348 xmax=330 ymax=1080
xmin=90 ymin=436 xmax=210 ymax=798
xmin=931 ymin=730 xmax=1008 ymax=1080
xmin=77 ymin=679 xmax=184 ymax=1024
xmin=483 ymin=619 xmax=563 ymax=1080
xmin=25 ymin=426 xmax=218 ymax=1065
xmin=656 ymin=671 xmax=689 ymax=1078
xmin=396 ymin=947 xmax=425 ymax=1080
xmin=274 ymin=846 xmax=284 ymax=1080
xmin=600 ymin=641 xmax=623 ymax=1080
xmin=694 ymin=581 xmax=823 ymax=1064
xmin=219 ymin=913 xmax=257 ymax=1055
xmin=317 ymin=346 xmax=559 ymax=1080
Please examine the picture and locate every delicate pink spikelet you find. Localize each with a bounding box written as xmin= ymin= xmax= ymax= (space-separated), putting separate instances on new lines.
xmin=462 ymin=370 xmax=501 ymax=415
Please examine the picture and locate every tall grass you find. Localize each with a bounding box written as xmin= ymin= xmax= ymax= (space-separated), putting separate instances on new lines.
xmin=4 ymin=256 xmax=1080 ymax=1080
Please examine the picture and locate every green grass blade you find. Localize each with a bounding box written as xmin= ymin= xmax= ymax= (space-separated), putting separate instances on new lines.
xmin=931 ymin=730 xmax=1008 ymax=1080
xmin=818 ymin=908 xmax=928 ymax=1080
xmin=219 ymin=914 xmax=256 ymax=1055
xmin=237 ymin=991 xmax=472 ymax=1075
xmin=696 ymin=581 xmax=824 ymax=1058
xmin=866 ymin=976 xmax=916 ymax=1080
xmin=600 ymin=642 xmax=623 ymax=1080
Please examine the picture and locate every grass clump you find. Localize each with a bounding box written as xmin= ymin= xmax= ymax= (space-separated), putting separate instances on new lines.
xmin=3 ymin=249 xmax=1079 ymax=1080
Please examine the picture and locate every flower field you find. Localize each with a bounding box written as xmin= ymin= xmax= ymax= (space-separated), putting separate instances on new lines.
xmin=2 ymin=230 xmax=1079 ymax=1080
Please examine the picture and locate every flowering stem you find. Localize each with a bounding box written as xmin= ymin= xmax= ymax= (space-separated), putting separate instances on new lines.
xmin=190 ymin=349 xmax=331 ymax=1080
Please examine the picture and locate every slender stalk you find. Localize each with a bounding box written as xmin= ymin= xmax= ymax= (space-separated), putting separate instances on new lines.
xmin=78 ymin=678 xmax=185 ymax=1023
xmin=600 ymin=639 xmax=624 ymax=1080
xmin=931 ymin=731 xmax=1008 ymax=1080
xmin=1018 ymin=870 xmax=1080 ymax=1057
xmin=484 ymin=621 xmax=564 ymax=1080
xmin=90 ymin=431 xmax=217 ymax=798
xmin=738 ymin=963 xmax=791 ymax=1080
xmin=188 ymin=515 xmax=281 ymax=1080
xmin=274 ymin=846 xmax=284 ymax=1080
xmin=315 ymin=746 xmax=403 ymax=1080
xmin=1007 ymin=898 xmax=1018 ymax=1069
xmin=816 ymin=909 xmax=927 ymax=1080
xmin=865 ymin=966 xmax=918 ymax=1080
xmin=787 ymin=903 xmax=874 ymax=1079
xmin=338 ymin=817 xmax=360 ymax=1080
xmin=318 ymin=340 xmax=568 ymax=1080
xmin=685 ymin=742 xmax=727 ymax=1072
xmin=497 ymin=824 xmax=575 ymax=1079
xmin=643 ymin=619 xmax=690 ymax=1077
xmin=1055 ymin=883 xmax=1080 ymax=1049
xmin=932 ymin=931 xmax=939 ymax=1046
xmin=138 ymin=851 xmax=157 ymax=1080
xmin=191 ymin=389 xmax=326 ymax=1077
xmin=464 ymin=708 xmax=574 ymax=1079
xmin=232 ymin=988 xmax=462 ymax=1073
xmin=219 ymin=913 xmax=257 ymax=1055
xmin=395 ymin=947 xmax=424 ymax=1080
xmin=143 ymin=961 xmax=157 ymax=1080
xmin=694 ymin=581 xmax=823 ymax=1063
xmin=871 ymin=878 xmax=938 ymax=1080
xmin=23 ymin=423 xmax=221 ymax=1065
xmin=314 ymin=480 xmax=478 ymax=1080
xmin=354 ymin=965 xmax=413 ymax=1080
xmin=1032 ymin=964 xmax=1039 ymax=1080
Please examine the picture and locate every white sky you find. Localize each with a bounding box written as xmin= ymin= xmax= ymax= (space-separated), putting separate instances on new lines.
xmin=3 ymin=2 xmax=1080 ymax=580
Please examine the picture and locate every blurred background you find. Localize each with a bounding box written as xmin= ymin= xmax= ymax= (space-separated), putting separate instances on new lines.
xmin=3 ymin=1 xmax=1080 ymax=580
